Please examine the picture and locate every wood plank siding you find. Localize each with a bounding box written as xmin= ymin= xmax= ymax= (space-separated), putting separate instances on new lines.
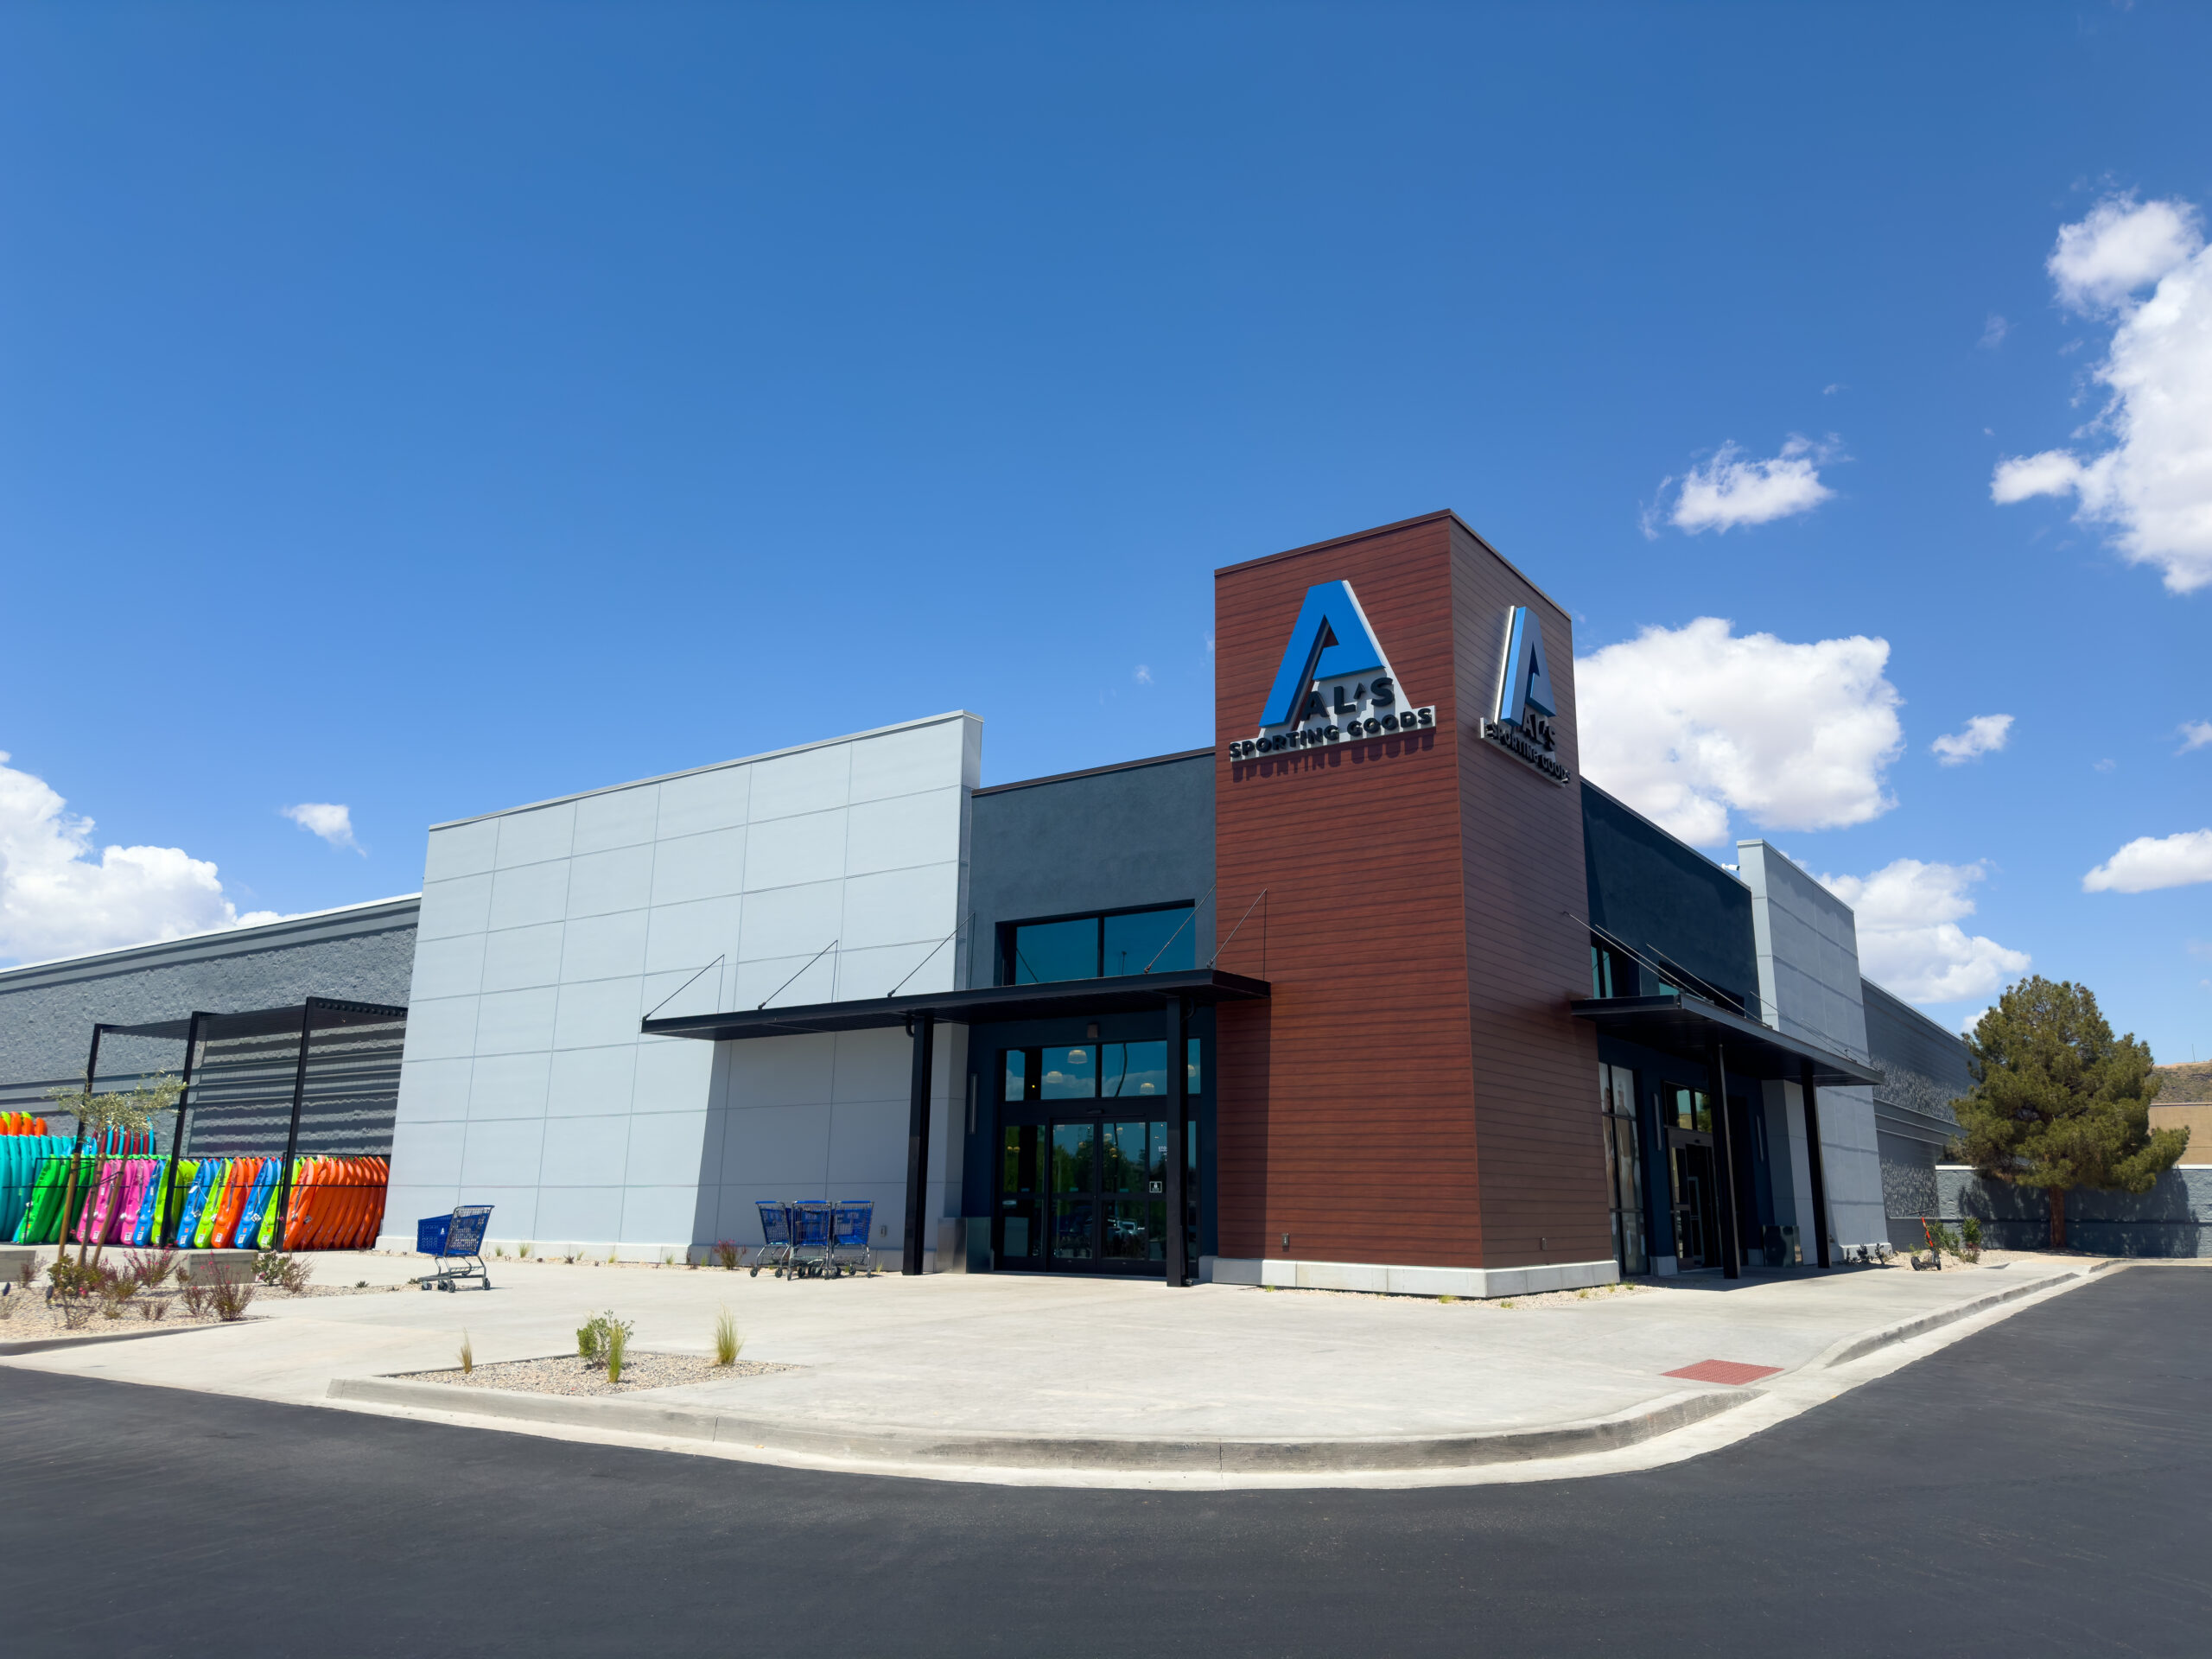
xmin=1211 ymin=512 xmax=1608 ymax=1269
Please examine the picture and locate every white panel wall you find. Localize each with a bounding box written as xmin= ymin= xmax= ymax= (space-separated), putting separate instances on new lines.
xmin=383 ymin=712 xmax=982 ymax=1259
xmin=1737 ymin=840 xmax=1886 ymax=1250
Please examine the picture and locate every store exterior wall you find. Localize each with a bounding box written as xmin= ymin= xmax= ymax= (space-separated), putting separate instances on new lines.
xmin=1209 ymin=511 xmax=1609 ymax=1294
xmin=381 ymin=713 xmax=979 ymax=1260
xmin=0 ymin=897 xmax=420 ymax=1128
xmin=1735 ymin=841 xmax=1886 ymax=1252
xmin=962 ymin=752 xmax=1219 ymax=1264
xmin=1863 ymin=979 xmax=1973 ymax=1250
xmin=1935 ymin=1165 xmax=2212 ymax=1257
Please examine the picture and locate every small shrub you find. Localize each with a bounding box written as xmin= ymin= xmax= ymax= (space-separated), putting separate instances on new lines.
xmin=576 ymin=1309 xmax=634 ymax=1369
xmin=179 ymin=1271 xmax=209 ymax=1319
xmin=60 ymin=1296 xmax=97 ymax=1330
xmin=124 ymin=1248 xmax=178 ymax=1291
xmin=713 ymin=1306 xmax=741 ymax=1366
xmin=1961 ymin=1216 xmax=1983 ymax=1249
xmin=1437 ymin=1294 xmax=1457 ymax=1304
xmin=518 ymin=1242 xmax=532 ymax=1260
xmin=607 ymin=1244 xmax=620 ymax=1265
xmin=714 ymin=1239 xmax=741 ymax=1271
xmin=209 ymin=1277 xmax=255 ymax=1322
xmin=138 ymin=1298 xmax=168 ymax=1321
xmin=605 ymin=1318 xmax=627 ymax=1383
xmin=1499 ymin=1299 xmax=1516 ymax=1309
xmin=493 ymin=1246 xmax=507 ymax=1259
xmin=459 ymin=1331 xmax=474 ymax=1376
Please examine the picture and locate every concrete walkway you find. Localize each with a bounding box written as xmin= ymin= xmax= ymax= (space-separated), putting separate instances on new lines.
xmin=0 ymin=1248 xmax=2113 ymax=1486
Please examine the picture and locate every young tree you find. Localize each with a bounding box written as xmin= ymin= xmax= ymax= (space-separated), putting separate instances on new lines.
xmin=44 ymin=1075 xmax=182 ymax=1268
xmin=1950 ymin=977 xmax=2186 ymax=1249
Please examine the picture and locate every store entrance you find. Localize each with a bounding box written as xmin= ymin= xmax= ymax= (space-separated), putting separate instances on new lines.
xmin=998 ymin=1117 xmax=1193 ymax=1274
xmin=1668 ymin=1135 xmax=1720 ymax=1272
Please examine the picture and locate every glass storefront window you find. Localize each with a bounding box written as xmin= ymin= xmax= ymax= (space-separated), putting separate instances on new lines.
xmin=1040 ymin=1046 xmax=1097 ymax=1098
xmin=1002 ymin=1049 xmax=1027 ymax=1103
xmin=1599 ymin=1062 xmax=1649 ymax=1276
xmin=1104 ymin=1040 xmax=1168 ymax=1097
xmin=1011 ymin=918 xmax=1100 ymax=985
xmin=1667 ymin=1085 xmax=1712 ymax=1133
xmin=1103 ymin=909 xmax=1194 ymax=976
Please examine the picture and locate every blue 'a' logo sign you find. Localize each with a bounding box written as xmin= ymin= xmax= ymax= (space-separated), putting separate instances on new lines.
xmin=1483 ymin=606 xmax=1570 ymax=785
xmin=1256 ymin=581 xmax=1388 ymax=727
xmin=1230 ymin=581 xmax=1437 ymax=760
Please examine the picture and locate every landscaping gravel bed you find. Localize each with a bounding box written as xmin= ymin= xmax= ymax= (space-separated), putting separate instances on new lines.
xmin=400 ymin=1353 xmax=798 ymax=1396
xmin=0 ymin=1279 xmax=402 ymax=1343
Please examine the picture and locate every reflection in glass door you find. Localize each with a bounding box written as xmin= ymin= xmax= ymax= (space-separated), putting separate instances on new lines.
xmin=1052 ymin=1123 xmax=1097 ymax=1262
xmin=1669 ymin=1140 xmax=1719 ymax=1271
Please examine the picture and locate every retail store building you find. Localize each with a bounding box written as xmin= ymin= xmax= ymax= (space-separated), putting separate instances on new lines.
xmin=5 ymin=512 xmax=2009 ymax=1279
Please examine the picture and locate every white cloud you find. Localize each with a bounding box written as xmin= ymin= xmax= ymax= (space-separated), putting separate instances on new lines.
xmin=1132 ymin=665 xmax=1154 ymax=687
xmin=1576 ymin=618 xmax=1903 ymax=846
xmin=1992 ymin=194 xmax=2212 ymax=593
xmin=2049 ymin=194 xmax=2202 ymax=312
xmin=1651 ymin=436 xmax=1839 ymax=536
xmin=2178 ymin=721 xmax=2212 ymax=753
xmin=281 ymin=801 xmax=362 ymax=854
xmin=2082 ymin=829 xmax=2212 ymax=893
xmin=0 ymin=751 xmax=278 ymax=965
xmin=1821 ymin=859 xmax=2031 ymax=1004
xmin=1980 ymin=313 xmax=2009 ymax=349
xmin=1930 ymin=714 xmax=2013 ymax=766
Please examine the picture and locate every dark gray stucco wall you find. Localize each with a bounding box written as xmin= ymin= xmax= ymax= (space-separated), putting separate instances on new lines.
xmin=1935 ymin=1165 xmax=2212 ymax=1257
xmin=1864 ymin=978 xmax=1974 ymax=1249
xmin=1580 ymin=783 xmax=1756 ymax=1008
xmin=0 ymin=897 xmax=420 ymax=1118
xmin=965 ymin=751 xmax=1215 ymax=987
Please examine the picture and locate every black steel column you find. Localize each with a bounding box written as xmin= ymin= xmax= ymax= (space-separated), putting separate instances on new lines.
xmin=272 ymin=1000 xmax=319 ymax=1254
xmin=1799 ymin=1059 xmax=1833 ymax=1268
xmin=901 ymin=1012 xmax=936 ymax=1276
xmin=1704 ymin=1032 xmax=1742 ymax=1280
xmin=1163 ymin=993 xmax=1190 ymax=1288
xmin=156 ymin=1014 xmax=204 ymax=1249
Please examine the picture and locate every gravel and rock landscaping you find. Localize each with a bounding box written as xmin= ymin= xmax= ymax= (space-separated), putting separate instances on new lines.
xmin=398 ymin=1353 xmax=798 ymax=1396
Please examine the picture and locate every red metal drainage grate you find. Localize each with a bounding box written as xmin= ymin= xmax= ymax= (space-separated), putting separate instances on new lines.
xmin=1662 ymin=1359 xmax=1782 ymax=1386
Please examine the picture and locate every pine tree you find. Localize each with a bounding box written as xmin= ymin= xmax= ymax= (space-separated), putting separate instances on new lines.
xmin=1950 ymin=977 xmax=2186 ymax=1249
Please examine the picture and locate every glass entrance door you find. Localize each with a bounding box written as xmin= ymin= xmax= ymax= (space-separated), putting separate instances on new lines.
xmin=1669 ymin=1137 xmax=1719 ymax=1271
xmin=1050 ymin=1119 xmax=1168 ymax=1269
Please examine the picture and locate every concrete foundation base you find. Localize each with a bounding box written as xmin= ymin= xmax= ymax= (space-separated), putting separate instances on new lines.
xmin=1201 ymin=1255 xmax=1618 ymax=1298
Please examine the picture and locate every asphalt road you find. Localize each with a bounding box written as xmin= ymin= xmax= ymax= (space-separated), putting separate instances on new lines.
xmin=3 ymin=1266 xmax=2205 ymax=1657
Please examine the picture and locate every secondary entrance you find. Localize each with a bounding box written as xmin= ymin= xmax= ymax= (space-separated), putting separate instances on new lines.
xmin=1663 ymin=1084 xmax=1722 ymax=1272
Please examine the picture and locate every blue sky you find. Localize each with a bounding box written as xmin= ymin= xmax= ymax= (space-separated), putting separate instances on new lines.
xmin=2 ymin=3 xmax=2208 ymax=1060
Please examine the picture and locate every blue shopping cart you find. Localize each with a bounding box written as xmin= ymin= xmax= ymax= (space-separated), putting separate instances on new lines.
xmin=789 ymin=1201 xmax=835 ymax=1277
xmin=413 ymin=1205 xmax=493 ymax=1292
xmin=750 ymin=1199 xmax=793 ymax=1276
xmin=829 ymin=1200 xmax=875 ymax=1276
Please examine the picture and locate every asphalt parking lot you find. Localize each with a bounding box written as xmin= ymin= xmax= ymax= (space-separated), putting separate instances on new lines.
xmin=3 ymin=1265 xmax=2204 ymax=1657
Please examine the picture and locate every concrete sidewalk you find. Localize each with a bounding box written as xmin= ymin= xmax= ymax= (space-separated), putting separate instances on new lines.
xmin=0 ymin=1249 xmax=2113 ymax=1486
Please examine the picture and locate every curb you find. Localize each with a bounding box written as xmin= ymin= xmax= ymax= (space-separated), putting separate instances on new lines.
xmin=0 ymin=1318 xmax=259 ymax=1357
xmin=325 ymin=1376 xmax=1750 ymax=1473
xmin=1815 ymin=1265 xmax=2106 ymax=1370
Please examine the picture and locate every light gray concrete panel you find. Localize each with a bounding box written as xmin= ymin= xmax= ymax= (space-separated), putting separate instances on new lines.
xmin=397 ymin=1058 xmax=473 ymax=1123
xmin=841 ymin=862 xmax=960 ymax=951
xmin=842 ymin=788 xmax=963 ymax=877
xmin=486 ymin=861 xmax=570 ymax=931
xmin=545 ymin=1046 xmax=637 ymax=1118
xmin=738 ymin=881 xmax=845 ymax=962
xmin=631 ymin=1036 xmax=715 ymax=1114
xmin=649 ymin=828 xmax=747 ymax=907
xmin=572 ymin=785 xmax=660 ymax=855
xmin=564 ymin=845 xmax=656 ymax=918
xmin=732 ymin=951 xmax=838 ymax=1009
xmin=416 ymin=875 xmax=493 ymax=941
xmin=401 ymin=996 xmax=480 ymax=1062
xmin=480 ymin=922 xmax=566 ymax=992
xmin=407 ymin=933 xmax=486 ymax=1002
xmin=495 ymin=803 xmax=575 ymax=869
xmin=532 ymin=1186 xmax=625 ymax=1249
xmin=467 ymin=1052 xmax=552 ymax=1120
xmin=552 ymin=977 xmax=645 ymax=1052
xmin=828 ymin=1097 xmax=910 ymax=1184
xmin=654 ymin=767 xmax=749 ymax=840
xmin=537 ymin=1114 xmax=630 ymax=1186
xmin=834 ymin=941 xmax=954 ymax=999
xmin=460 ymin=1116 xmax=545 ymax=1187
xmin=849 ymin=718 xmax=972 ymax=803
xmin=558 ymin=910 xmax=650 ymax=984
xmin=748 ymin=743 xmax=851 ymax=822
xmin=743 ymin=809 xmax=849 ymax=892
xmin=423 ymin=820 xmax=498 ymax=882
xmin=474 ymin=988 xmax=559 ymax=1056
xmin=642 ymin=895 xmax=743 ymax=976
xmin=625 ymin=1109 xmax=711 ymax=1187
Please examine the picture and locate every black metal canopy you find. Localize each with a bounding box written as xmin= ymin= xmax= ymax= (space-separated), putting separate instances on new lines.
xmin=642 ymin=968 xmax=1270 ymax=1043
xmin=1571 ymin=990 xmax=1880 ymax=1088
xmin=102 ymin=997 xmax=408 ymax=1045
